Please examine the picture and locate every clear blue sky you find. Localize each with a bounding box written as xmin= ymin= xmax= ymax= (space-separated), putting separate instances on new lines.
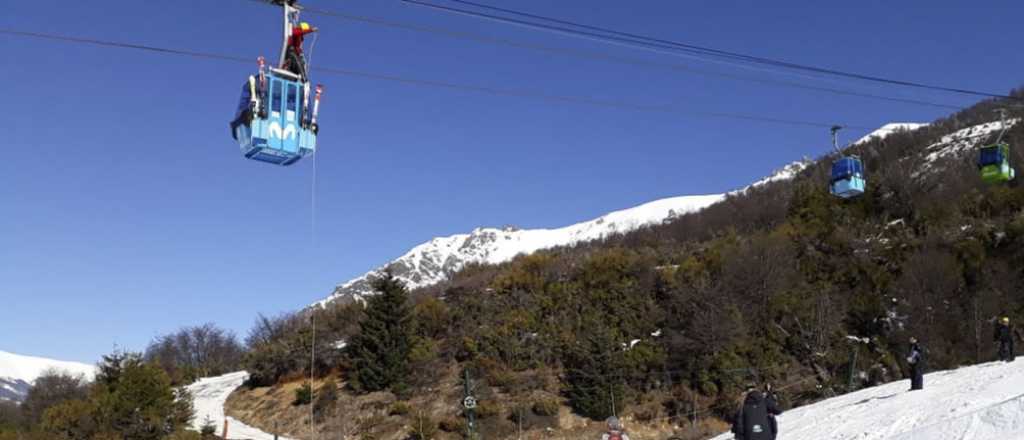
xmin=2 ymin=0 xmax=1021 ymax=363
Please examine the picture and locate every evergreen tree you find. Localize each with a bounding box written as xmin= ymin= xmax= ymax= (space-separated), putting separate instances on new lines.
xmin=347 ymin=271 xmax=414 ymax=393
xmin=42 ymin=351 xmax=193 ymax=440
xmin=563 ymin=322 xmax=627 ymax=420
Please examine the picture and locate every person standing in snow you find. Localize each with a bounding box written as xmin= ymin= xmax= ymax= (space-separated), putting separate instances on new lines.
xmin=601 ymin=416 xmax=631 ymax=440
xmin=907 ymin=337 xmax=925 ymax=391
xmin=732 ymin=384 xmax=774 ymax=440
xmin=763 ymin=383 xmax=783 ymax=440
xmin=994 ymin=316 xmax=1015 ymax=362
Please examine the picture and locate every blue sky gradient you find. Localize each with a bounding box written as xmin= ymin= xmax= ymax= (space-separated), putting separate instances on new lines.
xmin=2 ymin=0 xmax=1022 ymax=363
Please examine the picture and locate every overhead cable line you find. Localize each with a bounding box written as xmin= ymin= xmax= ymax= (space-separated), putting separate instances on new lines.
xmin=403 ymin=0 xmax=1021 ymax=101
xmin=400 ymin=0 xmax=862 ymax=85
xmin=0 ymin=28 xmax=867 ymax=130
xmin=287 ymin=4 xmax=961 ymax=110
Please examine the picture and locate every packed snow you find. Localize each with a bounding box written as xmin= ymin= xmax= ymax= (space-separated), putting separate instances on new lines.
xmin=0 ymin=350 xmax=96 ymax=402
xmin=743 ymin=160 xmax=812 ymax=190
xmin=185 ymin=371 xmax=293 ymax=440
xmin=852 ymin=123 xmax=929 ymax=146
xmin=919 ymin=119 xmax=1020 ymax=175
xmin=711 ymin=358 xmax=1024 ymax=440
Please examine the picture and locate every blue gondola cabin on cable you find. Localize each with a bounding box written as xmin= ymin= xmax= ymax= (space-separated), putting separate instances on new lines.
xmin=230 ymin=0 xmax=322 ymax=166
xmin=230 ymin=67 xmax=320 ymax=166
xmin=830 ymin=156 xmax=865 ymax=198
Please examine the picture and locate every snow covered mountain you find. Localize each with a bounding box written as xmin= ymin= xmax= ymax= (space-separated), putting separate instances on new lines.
xmin=0 ymin=351 xmax=96 ymax=403
xmin=315 ymin=123 xmax=927 ymax=307
xmin=711 ymin=358 xmax=1024 ymax=440
xmin=315 ymin=193 xmax=726 ymax=306
xmin=853 ymin=122 xmax=929 ymax=146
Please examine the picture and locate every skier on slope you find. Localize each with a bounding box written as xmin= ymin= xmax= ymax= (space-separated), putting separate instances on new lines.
xmin=907 ymin=337 xmax=925 ymax=391
xmin=731 ymin=384 xmax=778 ymax=440
xmin=601 ymin=416 xmax=631 ymax=440
xmin=994 ymin=316 xmax=1015 ymax=362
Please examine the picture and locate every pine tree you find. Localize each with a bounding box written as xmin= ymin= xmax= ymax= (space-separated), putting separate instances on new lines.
xmin=563 ymin=322 xmax=627 ymax=420
xmin=348 ymin=271 xmax=414 ymax=393
xmin=42 ymin=350 xmax=193 ymax=440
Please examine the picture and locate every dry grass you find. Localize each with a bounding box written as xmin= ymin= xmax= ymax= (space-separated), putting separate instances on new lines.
xmin=224 ymin=366 xmax=730 ymax=440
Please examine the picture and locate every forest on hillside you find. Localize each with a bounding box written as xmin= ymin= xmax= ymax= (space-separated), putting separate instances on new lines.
xmin=226 ymin=88 xmax=1024 ymax=438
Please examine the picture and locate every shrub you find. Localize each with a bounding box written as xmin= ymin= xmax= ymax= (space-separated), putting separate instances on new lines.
xmin=407 ymin=412 xmax=438 ymax=440
xmin=294 ymin=383 xmax=313 ymax=406
xmin=438 ymin=417 xmax=465 ymax=433
xmin=315 ymin=378 xmax=339 ymax=421
xmin=168 ymin=430 xmax=204 ymax=440
xmin=21 ymin=370 xmax=90 ymax=425
xmin=532 ymin=398 xmax=560 ymax=416
xmin=389 ymin=401 xmax=411 ymax=416
xmin=508 ymin=405 xmax=530 ymax=424
xmin=200 ymin=416 xmax=217 ymax=436
xmin=474 ymin=401 xmax=500 ymax=419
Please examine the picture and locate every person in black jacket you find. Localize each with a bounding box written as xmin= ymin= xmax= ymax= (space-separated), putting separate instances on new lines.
xmin=995 ymin=317 xmax=1015 ymax=362
xmin=907 ymin=337 xmax=925 ymax=391
xmin=763 ymin=384 xmax=783 ymax=440
xmin=732 ymin=385 xmax=774 ymax=440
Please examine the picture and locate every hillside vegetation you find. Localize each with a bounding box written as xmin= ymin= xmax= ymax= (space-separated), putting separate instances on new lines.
xmin=234 ymin=89 xmax=1024 ymax=440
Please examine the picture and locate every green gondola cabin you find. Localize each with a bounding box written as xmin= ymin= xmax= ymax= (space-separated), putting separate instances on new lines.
xmin=978 ymin=143 xmax=1015 ymax=184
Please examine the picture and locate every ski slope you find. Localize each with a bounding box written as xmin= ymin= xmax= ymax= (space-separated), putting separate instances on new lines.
xmin=186 ymin=372 xmax=293 ymax=440
xmin=711 ymin=359 xmax=1024 ymax=440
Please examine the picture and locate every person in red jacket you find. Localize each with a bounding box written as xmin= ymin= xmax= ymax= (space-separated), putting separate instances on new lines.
xmin=283 ymin=21 xmax=317 ymax=81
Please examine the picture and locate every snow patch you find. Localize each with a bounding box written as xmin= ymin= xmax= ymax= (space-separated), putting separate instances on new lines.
xmin=742 ymin=159 xmax=812 ymax=191
xmin=185 ymin=372 xmax=294 ymax=440
xmin=853 ymin=123 xmax=929 ymax=146
xmin=710 ymin=358 xmax=1024 ymax=440
xmin=918 ymin=119 xmax=1019 ymax=175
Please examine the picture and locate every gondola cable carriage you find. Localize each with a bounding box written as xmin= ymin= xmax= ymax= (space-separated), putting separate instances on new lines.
xmin=978 ymin=109 xmax=1015 ymax=184
xmin=230 ymin=0 xmax=323 ymax=166
xmin=829 ymin=125 xmax=866 ymax=199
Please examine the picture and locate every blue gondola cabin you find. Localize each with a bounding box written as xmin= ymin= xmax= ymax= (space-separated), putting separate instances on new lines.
xmin=230 ymin=69 xmax=318 ymax=166
xmin=830 ymin=156 xmax=865 ymax=198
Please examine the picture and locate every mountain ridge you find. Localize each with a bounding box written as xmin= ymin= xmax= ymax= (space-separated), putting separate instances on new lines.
xmin=314 ymin=123 xmax=929 ymax=308
xmin=0 ymin=350 xmax=96 ymax=403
